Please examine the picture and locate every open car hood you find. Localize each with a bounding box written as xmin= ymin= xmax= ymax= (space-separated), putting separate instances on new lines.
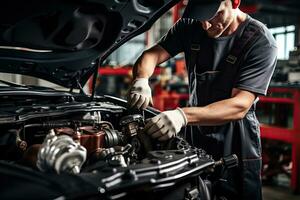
xmin=0 ymin=0 xmax=179 ymax=89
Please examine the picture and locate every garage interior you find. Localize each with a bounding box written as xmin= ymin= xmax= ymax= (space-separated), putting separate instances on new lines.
xmin=0 ymin=0 xmax=299 ymax=199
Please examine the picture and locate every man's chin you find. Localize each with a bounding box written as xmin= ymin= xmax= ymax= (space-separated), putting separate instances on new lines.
xmin=206 ymin=29 xmax=224 ymax=38
xmin=207 ymin=32 xmax=223 ymax=38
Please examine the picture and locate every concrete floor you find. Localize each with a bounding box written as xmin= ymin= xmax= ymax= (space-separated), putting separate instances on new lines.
xmin=262 ymin=186 xmax=300 ymax=200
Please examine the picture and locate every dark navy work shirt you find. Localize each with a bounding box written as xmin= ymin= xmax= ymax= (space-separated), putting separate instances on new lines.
xmin=158 ymin=16 xmax=277 ymax=96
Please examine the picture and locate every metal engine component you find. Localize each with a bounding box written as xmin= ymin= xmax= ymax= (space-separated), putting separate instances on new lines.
xmin=74 ymin=126 xmax=106 ymax=155
xmin=110 ymin=154 xmax=127 ymax=167
xmin=90 ymin=144 xmax=132 ymax=167
xmin=120 ymin=114 xmax=144 ymax=136
xmin=36 ymin=129 xmax=87 ymax=174
xmin=54 ymin=121 xmax=113 ymax=155
xmin=108 ymin=144 xmax=132 ymax=167
xmin=104 ymin=128 xmax=122 ymax=147
xmin=214 ymin=154 xmax=238 ymax=169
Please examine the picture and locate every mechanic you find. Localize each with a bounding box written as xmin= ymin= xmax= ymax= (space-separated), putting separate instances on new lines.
xmin=127 ymin=0 xmax=277 ymax=199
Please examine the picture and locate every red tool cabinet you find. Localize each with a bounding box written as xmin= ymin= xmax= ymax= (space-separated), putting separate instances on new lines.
xmin=259 ymin=86 xmax=300 ymax=193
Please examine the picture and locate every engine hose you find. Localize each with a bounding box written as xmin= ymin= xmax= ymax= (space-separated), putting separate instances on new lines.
xmin=104 ymin=128 xmax=120 ymax=147
xmin=24 ymin=121 xmax=71 ymax=129
xmin=24 ymin=120 xmax=98 ymax=129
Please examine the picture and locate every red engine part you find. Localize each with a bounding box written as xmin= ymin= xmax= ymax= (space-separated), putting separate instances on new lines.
xmin=55 ymin=127 xmax=106 ymax=155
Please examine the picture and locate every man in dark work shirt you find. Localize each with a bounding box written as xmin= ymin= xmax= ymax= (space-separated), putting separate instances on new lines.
xmin=127 ymin=0 xmax=277 ymax=199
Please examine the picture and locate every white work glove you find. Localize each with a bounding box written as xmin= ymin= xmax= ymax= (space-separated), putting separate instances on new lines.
xmin=144 ymin=108 xmax=188 ymax=141
xmin=127 ymin=78 xmax=153 ymax=109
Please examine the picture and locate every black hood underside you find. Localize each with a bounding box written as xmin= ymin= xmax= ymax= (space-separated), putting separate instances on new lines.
xmin=0 ymin=0 xmax=179 ymax=89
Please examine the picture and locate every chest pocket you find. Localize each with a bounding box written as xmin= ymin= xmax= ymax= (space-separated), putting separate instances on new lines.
xmin=194 ymin=70 xmax=221 ymax=106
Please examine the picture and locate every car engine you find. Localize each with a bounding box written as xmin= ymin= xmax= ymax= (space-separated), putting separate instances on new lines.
xmin=0 ymin=95 xmax=237 ymax=200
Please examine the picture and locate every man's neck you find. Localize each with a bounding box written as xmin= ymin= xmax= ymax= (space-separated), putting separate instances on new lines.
xmin=222 ymin=9 xmax=247 ymax=36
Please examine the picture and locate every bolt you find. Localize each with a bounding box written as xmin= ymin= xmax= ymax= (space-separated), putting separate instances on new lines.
xmin=150 ymin=158 xmax=161 ymax=164
xmin=18 ymin=141 xmax=27 ymax=151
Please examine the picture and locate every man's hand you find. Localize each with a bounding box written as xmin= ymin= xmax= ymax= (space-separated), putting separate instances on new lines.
xmin=144 ymin=108 xmax=187 ymax=141
xmin=127 ymin=78 xmax=153 ymax=109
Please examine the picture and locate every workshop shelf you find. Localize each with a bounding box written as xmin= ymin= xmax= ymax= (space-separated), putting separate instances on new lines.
xmin=259 ymin=85 xmax=300 ymax=193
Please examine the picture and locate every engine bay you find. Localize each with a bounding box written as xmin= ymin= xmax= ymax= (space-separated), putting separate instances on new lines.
xmin=1 ymin=97 xmax=150 ymax=170
xmin=0 ymin=95 xmax=238 ymax=199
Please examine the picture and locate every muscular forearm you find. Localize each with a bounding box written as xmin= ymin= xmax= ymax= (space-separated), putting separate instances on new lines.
xmin=182 ymin=90 xmax=255 ymax=126
xmin=133 ymin=45 xmax=171 ymax=79
xmin=133 ymin=52 xmax=158 ymax=79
